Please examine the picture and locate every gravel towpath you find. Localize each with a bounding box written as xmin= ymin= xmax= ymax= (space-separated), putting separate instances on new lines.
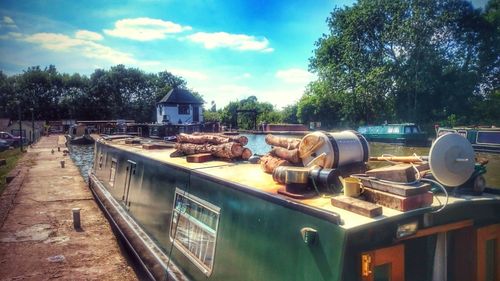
xmin=0 ymin=135 xmax=138 ymax=281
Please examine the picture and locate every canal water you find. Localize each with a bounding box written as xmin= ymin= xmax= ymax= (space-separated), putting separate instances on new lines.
xmin=69 ymin=134 xmax=500 ymax=188
xmin=68 ymin=144 xmax=94 ymax=183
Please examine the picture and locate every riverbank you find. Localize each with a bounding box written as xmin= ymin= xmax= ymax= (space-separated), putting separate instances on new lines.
xmin=0 ymin=135 xmax=138 ymax=280
xmin=0 ymin=149 xmax=24 ymax=195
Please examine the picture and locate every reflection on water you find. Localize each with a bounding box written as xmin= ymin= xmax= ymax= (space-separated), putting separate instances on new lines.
xmin=69 ymin=134 xmax=500 ymax=188
xmin=68 ymin=144 xmax=94 ymax=183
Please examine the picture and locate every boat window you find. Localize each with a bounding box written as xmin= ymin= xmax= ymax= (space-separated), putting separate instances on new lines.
xmin=412 ymin=126 xmax=420 ymax=133
xmin=170 ymin=189 xmax=220 ymax=276
xmin=405 ymin=126 xmax=412 ymax=134
xmin=476 ymin=131 xmax=500 ymax=145
xmin=389 ymin=126 xmax=400 ymax=134
xmin=178 ymin=105 xmax=190 ymax=115
xmin=109 ymin=158 xmax=117 ymax=187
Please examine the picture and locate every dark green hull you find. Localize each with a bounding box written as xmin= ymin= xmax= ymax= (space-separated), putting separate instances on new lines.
xmin=89 ymin=140 xmax=500 ymax=281
xmin=437 ymin=127 xmax=500 ymax=153
xmin=362 ymin=134 xmax=429 ymax=146
xmin=359 ymin=124 xmax=429 ymax=146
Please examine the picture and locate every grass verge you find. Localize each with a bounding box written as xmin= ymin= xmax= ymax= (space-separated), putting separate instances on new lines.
xmin=0 ymin=149 xmax=24 ymax=195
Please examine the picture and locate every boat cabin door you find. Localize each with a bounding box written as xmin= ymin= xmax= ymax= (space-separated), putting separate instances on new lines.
xmin=121 ymin=160 xmax=136 ymax=209
xmin=361 ymin=244 xmax=405 ymax=281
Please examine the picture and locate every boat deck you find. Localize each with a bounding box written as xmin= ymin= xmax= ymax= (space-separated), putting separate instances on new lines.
xmin=97 ymin=137 xmax=500 ymax=230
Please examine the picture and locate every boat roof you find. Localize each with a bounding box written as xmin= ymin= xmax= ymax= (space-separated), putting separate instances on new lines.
xmin=359 ymin=123 xmax=417 ymax=128
xmin=445 ymin=126 xmax=500 ymax=131
xmin=96 ymin=136 xmax=500 ymax=231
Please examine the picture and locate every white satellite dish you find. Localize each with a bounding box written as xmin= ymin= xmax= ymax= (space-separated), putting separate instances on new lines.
xmin=429 ymin=133 xmax=475 ymax=187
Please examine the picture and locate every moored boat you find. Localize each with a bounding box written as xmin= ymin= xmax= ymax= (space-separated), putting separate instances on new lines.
xmin=358 ymin=123 xmax=428 ymax=146
xmin=66 ymin=124 xmax=94 ymax=145
xmin=437 ymin=126 xmax=500 ymax=153
xmin=88 ymin=133 xmax=499 ymax=281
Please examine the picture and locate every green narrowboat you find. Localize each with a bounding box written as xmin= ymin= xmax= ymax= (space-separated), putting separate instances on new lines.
xmin=437 ymin=126 xmax=500 ymax=154
xmin=89 ymin=135 xmax=499 ymax=281
xmin=358 ymin=123 xmax=428 ymax=146
xmin=66 ymin=124 xmax=94 ymax=145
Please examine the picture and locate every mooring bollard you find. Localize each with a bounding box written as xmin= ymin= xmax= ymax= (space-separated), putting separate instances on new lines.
xmin=60 ymin=160 xmax=65 ymax=168
xmin=57 ymin=147 xmax=60 ymax=152
xmin=72 ymin=208 xmax=81 ymax=229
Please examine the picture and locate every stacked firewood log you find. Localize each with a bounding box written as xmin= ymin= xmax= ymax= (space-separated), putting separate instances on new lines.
xmin=171 ymin=133 xmax=253 ymax=160
xmin=260 ymin=134 xmax=302 ymax=173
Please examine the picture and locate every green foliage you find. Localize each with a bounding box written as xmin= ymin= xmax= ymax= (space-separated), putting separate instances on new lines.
xmin=217 ymin=96 xmax=287 ymax=130
xmin=0 ymin=149 xmax=23 ymax=195
xmin=0 ymin=65 xmax=189 ymax=122
xmin=307 ymin=0 xmax=499 ymax=127
xmin=203 ymin=110 xmax=221 ymax=122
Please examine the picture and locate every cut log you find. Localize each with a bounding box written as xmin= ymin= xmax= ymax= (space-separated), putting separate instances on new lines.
xmin=260 ymin=154 xmax=291 ymax=174
xmin=331 ymin=196 xmax=382 ymax=217
xmin=170 ymin=150 xmax=185 ymax=158
xmin=241 ymin=148 xmax=253 ymax=160
xmin=186 ymin=153 xmax=214 ymax=163
xmin=360 ymin=178 xmax=430 ymax=196
xmin=175 ymin=142 xmax=243 ymax=159
xmin=265 ymin=134 xmax=301 ymax=150
xmin=177 ymin=133 xmax=248 ymax=146
xmin=366 ymin=164 xmax=417 ymax=182
xmin=362 ymin=187 xmax=433 ymax=211
xmin=270 ymin=147 xmax=301 ymax=164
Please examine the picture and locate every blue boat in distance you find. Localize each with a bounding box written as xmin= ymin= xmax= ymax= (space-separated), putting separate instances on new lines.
xmin=358 ymin=123 xmax=429 ymax=146
xmin=436 ymin=126 xmax=500 ymax=153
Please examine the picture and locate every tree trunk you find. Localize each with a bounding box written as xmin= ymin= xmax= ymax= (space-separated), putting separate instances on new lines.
xmin=174 ymin=142 xmax=244 ymax=159
xmin=260 ymin=154 xmax=291 ymax=174
xmin=270 ymin=147 xmax=301 ymax=164
xmin=178 ymin=133 xmax=248 ymax=145
xmin=265 ymin=134 xmax=301 ymax=150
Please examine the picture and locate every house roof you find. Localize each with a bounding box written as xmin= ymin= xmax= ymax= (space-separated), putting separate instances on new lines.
xmin=157 ymin=88 xmax=203 ymax=105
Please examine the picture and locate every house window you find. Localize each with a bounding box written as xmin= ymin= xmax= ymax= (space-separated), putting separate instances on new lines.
xmin=178 ymin=105 xmax=190 ymax=115
xmin=109 ymin=158 xmax=117 ymax=187
xmin=170 ymin=189 xmax=220 ymax=276
xmin=159 ymin=106 xmax=163 ymax=115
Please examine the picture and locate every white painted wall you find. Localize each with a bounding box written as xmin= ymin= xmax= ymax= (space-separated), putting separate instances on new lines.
xmin=156 ymin=104 xmax=203 ymax=124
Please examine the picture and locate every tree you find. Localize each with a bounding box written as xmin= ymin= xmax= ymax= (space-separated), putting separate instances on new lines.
xmin=308 ymin=0 xmax=494 ymax=126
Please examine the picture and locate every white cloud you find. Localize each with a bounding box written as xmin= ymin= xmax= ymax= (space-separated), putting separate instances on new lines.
xmin=7 ymin=32 xmax=135 ymax=64
xmin=170 ymin=68 xmax=208 ymax=80
xmin=1 ymin=16 xmax=17 ymax=28
xmin=186 ymin=32 xmax=273 ymax=52
xmin=75 ymin=30 xmax=103 ymax=41
xmin=104 ymin=17 xmax=192 ymax=41
xmin=234 ymin=72 xmax=252 ymax=80
xmin=275 ymin=68 xmax=315 ymax=84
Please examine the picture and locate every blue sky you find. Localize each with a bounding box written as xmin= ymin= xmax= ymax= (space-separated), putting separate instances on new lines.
xmin=0 ymin=0 xmax=487 ymax=109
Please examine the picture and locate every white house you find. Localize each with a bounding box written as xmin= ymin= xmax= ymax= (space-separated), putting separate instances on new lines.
xmin=156 ymin=88 xmax=204 ymax=124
